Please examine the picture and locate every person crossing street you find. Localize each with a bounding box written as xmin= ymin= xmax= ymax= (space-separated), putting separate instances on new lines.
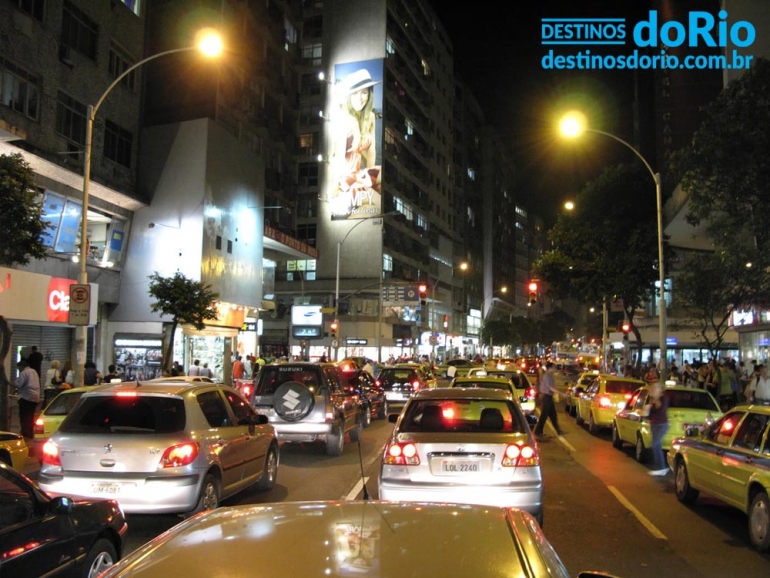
xmin=533 ymin=362 xmax=564 ymax=437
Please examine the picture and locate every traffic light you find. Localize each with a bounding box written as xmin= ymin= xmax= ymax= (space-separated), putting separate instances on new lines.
xmin=330 ymin=320 xmax=338 ymax=339
xmin=418 ymin=283 xmax=428 ymax=306
xmin=621 ymin=320 xmax=630 ymax=333
xmin=528 ymin=281 xmax=538 ymax=306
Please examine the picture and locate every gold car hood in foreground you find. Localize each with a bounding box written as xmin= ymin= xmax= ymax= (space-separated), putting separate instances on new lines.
xmin=101 ymin=501 xmax=577 ymax=578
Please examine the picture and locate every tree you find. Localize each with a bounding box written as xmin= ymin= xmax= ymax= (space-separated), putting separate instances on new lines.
xmin=0 ymin=153 xmax=50 ymax=429
xmin=670 ymin=58 xmax=770 ymax=343
xmin=533 ymin=163 xmax=670 ymax=373
xmin=148 ymin=272 xmax=220 ymax=371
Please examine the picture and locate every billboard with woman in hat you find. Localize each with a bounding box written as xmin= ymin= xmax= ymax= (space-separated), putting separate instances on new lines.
xmin=330 ymin=59 xmax=384 ymax=220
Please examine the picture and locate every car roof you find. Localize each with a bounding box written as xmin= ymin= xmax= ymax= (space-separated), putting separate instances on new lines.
xmin=79 ymin=381 xmax=234 ymax=397
xmin=412 ymin=387 xmax=513 ymax=400
xmin=100 ymin=501 xmax=561 ymax=578
xmin=452 ymin=376 xmax=512 ymax=385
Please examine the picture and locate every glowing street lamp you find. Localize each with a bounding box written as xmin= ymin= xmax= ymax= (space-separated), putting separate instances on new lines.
xmin=72 ymin=29 xmax=223 ymax=387
xmin=559 ymin=110 xmax=667 ymax=375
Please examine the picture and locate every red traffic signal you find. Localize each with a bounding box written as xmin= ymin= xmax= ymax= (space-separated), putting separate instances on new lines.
xmin=330 ymin=320 xmax=338 ymax=337
xmin=528 ymin=281 xmax=538 ymax=292
xmin=621 ymin=321 xmax=630 ymax=333
xmin=527 ymin=281 xmax=538 ymax=305
xmin=418 ymin=284 xmax=428 ymax=306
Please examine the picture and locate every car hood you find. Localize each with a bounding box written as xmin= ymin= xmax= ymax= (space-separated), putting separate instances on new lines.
xmin=100 ymin=501 xmax=565 ymax=578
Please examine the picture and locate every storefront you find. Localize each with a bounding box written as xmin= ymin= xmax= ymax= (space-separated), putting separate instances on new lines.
xmin=0 ymin=267 xmax=99 ymax=381
xmin=113 ymin=336 xmax=163 ymax=381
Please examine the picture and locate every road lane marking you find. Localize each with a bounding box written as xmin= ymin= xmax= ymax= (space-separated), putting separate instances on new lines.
xmin=345 ymin=477 xmax=369 ymax=500
xmin=607 ymin=485 xmax=667 ymax=540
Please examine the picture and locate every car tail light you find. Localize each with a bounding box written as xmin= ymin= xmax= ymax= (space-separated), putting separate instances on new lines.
xmin=241 ymin=384 xmax=253 ymax=398
xmin=42 ymin=441 xmax=61 ymax=466
xmin=520 ymin=362 xmax=527 ymax=369
xmin=375 ymin=379 xmax=382 ymax=387
xmin=412 ymin=380 xmax=421 ymax=391
xmin=502 ymin=443 xmax=539 ymax=467
xmin=116 ymin=391 xmax=138 ymax=398
xmin=384 ymin=442 xmax=420 ymax=465
xmin=34 ymin=418 xmax=45 ymax=435
xmin=526 ymin=388 xmax=536 ymax=399
xmin=160 ymin=442 xmax=200 ymax=468
xmin=599 ymin=396 xmax=612 ymax=408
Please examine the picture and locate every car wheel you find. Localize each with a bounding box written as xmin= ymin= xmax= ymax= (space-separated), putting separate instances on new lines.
xmin=349 ymin=413 xmax=363 ymax=442
xmin=611 ymin=423 xmax=624 ymax=449
xmin=0 ymin=452 xmax=11 ymax=467
xmin=187 ymin=473 xmax=220 ymax=517
xmin=635 ymin=434 xmax=650 ymax=463
xmin=273 ymin=381 xmax=315 ymax=421
xmin=588 ymin=413 xmax=598 ymax=435
xmin=575 ymin=408 xmax=584 ymax=426
xmin=326 ymin=421 xmax=344 ymax=457
xmin=256 ymin=445 xmax=278 ymax=491
xmin=362 ymin=405 xmax=372 ymax=428
xmin=749 ymin=492 xmax=770 ymax=552
xmin=674 ymin=458 xmax=699 ymax=504
xmin=81 ymin=538 xmax=117 ymax=578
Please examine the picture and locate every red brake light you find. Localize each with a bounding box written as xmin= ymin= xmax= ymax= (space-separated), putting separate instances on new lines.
xmin=526 ymin=388 xmax=536 ymax=399
xmin=242 ymin=385 xmax=252 ymax=397
xmin=412 ymin=380 xmax=421 ymax=390
xmin=384 ymin=442 xmax=420 ymax=465
xmin=520 ymin=362 xmax=526 ymax=369
xmin=160 ymin=442 xmax=200 ymax=468
xmin=375 ymin=379 xmax=381 ymax=387
xmin=503 ymin=442 xmax=538 ymax=467
xmin=599 ymin=396 xmax=612 ymax=408
xmin=441 ymin=407 xmax=455 ymax=420
xmin=34 ymin=417 xmax=45 ymax=435
xmin=116 ymin=391 xmax=138 ymax=398
xmin=42 ymin=441 xmax=61 ymax=466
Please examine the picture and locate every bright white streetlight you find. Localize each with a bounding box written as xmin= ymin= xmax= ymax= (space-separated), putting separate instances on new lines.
xmin=559 ymin=110 xmax=667 ymax=375
xmin=73 ymin=31 xmax=223 ymax=387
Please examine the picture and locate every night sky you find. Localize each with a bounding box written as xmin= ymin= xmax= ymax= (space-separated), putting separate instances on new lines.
xmin=428 ymin=0 xmax=658 ymax=225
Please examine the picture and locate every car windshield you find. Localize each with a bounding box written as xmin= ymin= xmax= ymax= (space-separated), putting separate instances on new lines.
xmin=665 ymin=389 xmax=720 ymax=411
xmin=256 ymin=366 xmax=321 ymax=395
xmin=606 ymin=381 xmax=640 ymax=394
xmin=46 ymin=391 xmax=85 ymax=416
xmin=59 ymin=395 xmax=186 ymax=434
xmin=399 ymin=399 xmax=526 ymax=433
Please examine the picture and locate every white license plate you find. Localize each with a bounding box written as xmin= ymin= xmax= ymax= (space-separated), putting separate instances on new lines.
xmin=256 ymin=407 xmax=275 ymax=417
xmin=386 ymin=393 xmax=404 ymax=400
xmin=441 ymin=460 xmax=480 ymax=473
xmin=91 ymin=483 xmax=121 ymax=495
xmin=683 ymin=423 xmax=700 ymax=431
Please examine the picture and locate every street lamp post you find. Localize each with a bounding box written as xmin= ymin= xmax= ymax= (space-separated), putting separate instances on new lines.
xmin=333 ymin=212 xmax=398 ymax=362
xmin=559 ymin=111 xmax=667 ymax=376
xmin=429 ymin=261 xmax=468 ymax=362
xmin=72 ymin=30 xmax=223 ymax=387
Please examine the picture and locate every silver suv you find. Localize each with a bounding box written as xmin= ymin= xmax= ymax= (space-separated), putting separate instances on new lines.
xmin=252 ymin=362 xmax=362 ymax=456
xmin=38 ymin=381 xmax=278 ymax=516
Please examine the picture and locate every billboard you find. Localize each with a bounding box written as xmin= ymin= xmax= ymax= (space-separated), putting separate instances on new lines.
xmin=329 ymin=59 xmax=384 ymax=220
xmin=291 ymin=304 xmax=323 ymax=326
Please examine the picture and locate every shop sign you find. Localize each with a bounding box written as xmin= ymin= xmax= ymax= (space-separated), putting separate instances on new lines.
xmin=48 ymin=276 xmax=78 ymax=322
xmin=345 ymin=338 xmax=368 ymax=345
xmin=292 ymin=326 xmax=322 ymax=339
xmin=241 ymin=322 xmax=257 ymax=332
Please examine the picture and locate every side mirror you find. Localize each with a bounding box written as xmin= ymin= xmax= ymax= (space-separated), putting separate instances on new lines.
xmin=50 ymin=495 xmax=74 ymax=516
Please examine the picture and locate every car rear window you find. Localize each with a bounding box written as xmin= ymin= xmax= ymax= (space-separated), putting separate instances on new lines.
xmin=379 ymin=369 xmax=417 ymax=382
xmin=255 ymin=366 xmax=321 ymax=395
xmin=398 ymin=399 xmax=526 ymax=433
xmin=59 ymin=395 xmax=186 ymax=434
xmin=487 ymin=372 xmax=527 ymax=388
xmin=453 ymin=380 xmax=510 ymax=392
xmin=45 ymin=391 xmax=85 ymax=416
xmin=666 ymin=389 xmax=720 ymax=411
xmin=606 ymin=381 xmax=640 ymax=394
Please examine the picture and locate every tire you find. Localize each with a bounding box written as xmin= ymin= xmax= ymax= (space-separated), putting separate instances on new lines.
xmin=187 ymin=473 xmax=220 ymax=517
xmin=81 ymin=538 xmax=117 ymax=578
xmin=575 ymin=408 xmax=584 ymax=426
xmin=635 ymin=435 xmax=650 ymax=463
xmin=611 ymin=423 xmax=624 ymax=449
xmin=273 ymin=381 xmax=315 ymax=421
xmin=749 ymin=492 xmax=770 ymax=552
xmin=588 ymin=413 xmax=598 ymax=435
xmin=362 ymin=404 xmax=372 ymax=428
xmin=349 ymin=413 xmax=363 ymax=442
xmin=674 ymin=458 xmax=699 ymax=504
xmin=256 ymin=445 xmax=278 ymax=491
xmin=326 ymin=421 xmax=344 ymax=457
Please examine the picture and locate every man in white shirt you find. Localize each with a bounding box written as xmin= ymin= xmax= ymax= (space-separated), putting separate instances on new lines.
xmin=189 ymin=359 xmax=201 ymax=376
xmin=747 ymin=364 xmax=770 ymax=404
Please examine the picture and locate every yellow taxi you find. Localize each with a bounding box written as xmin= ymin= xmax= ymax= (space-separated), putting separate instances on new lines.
xmin=564 ymin=370 xmax=601 ymax=417
xmin=33 ymin=387 xmax=89 ymax=459
xmin=575 ymin=375 xmax=643 ymax=434
xmin=612 ymin=384 xmax=722 ymax=462
xmin=0 ymin=431 xmax=29 ymax=470
xmin=667 ymin=405 xmax=770 ymax=552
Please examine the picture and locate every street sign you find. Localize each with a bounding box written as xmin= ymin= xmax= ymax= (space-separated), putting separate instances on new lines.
xmin=68 ymin=284 xmax=91 ymax=326
xmin=320 ymin=307 xmax=335 ymax=314
xmin=382 ymin=285 xmax=420 ymax=307
xmin=331 ymin=339 xmax=339 ymax=348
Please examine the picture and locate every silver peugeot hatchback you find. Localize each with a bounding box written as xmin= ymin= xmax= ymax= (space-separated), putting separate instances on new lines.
xmin=378 ymin=388 xmax=544 ymax=525
xmin=38 ymin=381 xmax=279 ymax=515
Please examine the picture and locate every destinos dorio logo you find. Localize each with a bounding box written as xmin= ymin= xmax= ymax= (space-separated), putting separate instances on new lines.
xmin=542 ymin=10 xmax=756 ymax=71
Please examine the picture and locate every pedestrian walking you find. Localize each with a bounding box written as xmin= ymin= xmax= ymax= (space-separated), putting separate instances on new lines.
xmin=647 ymin=382 xmax=670 ymax=476
xmin=233 ymin=355 xmax=245 ymax=379
xmin=14 ymin=359 xmax=40 ymax=443
xmin=747 ymin=365 xmax=770 ymax=404
xmin=201 ymin=362 xmax=214 ymax=379
xmin=189 ymin=359 xmax=201 ymax=376
xmin=533 ymin=362 xmax=564 ymax=437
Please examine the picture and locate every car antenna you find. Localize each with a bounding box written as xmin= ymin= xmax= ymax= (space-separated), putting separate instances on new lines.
xmin=357 ymin=422 xmax=370 ymax=500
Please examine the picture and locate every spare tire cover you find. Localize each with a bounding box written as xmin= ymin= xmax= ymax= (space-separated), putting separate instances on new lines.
xmin=273 ymin=381 xmax=315 ymax=421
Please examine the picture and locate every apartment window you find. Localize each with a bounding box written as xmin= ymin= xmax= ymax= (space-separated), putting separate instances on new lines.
xmin=304 ymin=15 xmax=323 ymax=38
xmin=108 ymin=42 xmax=136 ymax=91
xmin=55 ymin=91 xmax=87 ymax=145
xmin=296 ymin=225 xmax=317 ymax=247
xmin=416 ymin=214 xmax=428 ymax=231
xmin=297 ymin=195 xmax=318 ymax=218
xmin=61 ymin=0 xmax=98 ymax=60
xmin=14 ymin=0 xmax=44 ymax=20
xmin=421 ymin=59 xmax=430 ymax=76
xmin=386 ymin=37 xmax=395 ymax=55
xmin=284 ymin=17 xmax=297 ymax=44
xmin=299 ymin=105 xmax=321 ymax=127
xmin=300 ymin=73 xmax=321 ymax=96
xmin=298 ymin=162 xmax=319 ymax=187
xmin=104 ymin=120 xmax=133 ymax=168
xmin=404 ymin=119 xmax=413 ymax=140
xmin=383 ymin=253 xmax=393 ymax=272
xmin=467 ymin=167 xmax=476 ymax=181
xmin=119 ymin=0 xmax=140 ymax=16
xmin=1 ymin=57 xmax=40 ymax=120
xmin=301 ymin=42 xmax=322 ymax=66
xmin=298 ymin=133 xmax=318 ymax=156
